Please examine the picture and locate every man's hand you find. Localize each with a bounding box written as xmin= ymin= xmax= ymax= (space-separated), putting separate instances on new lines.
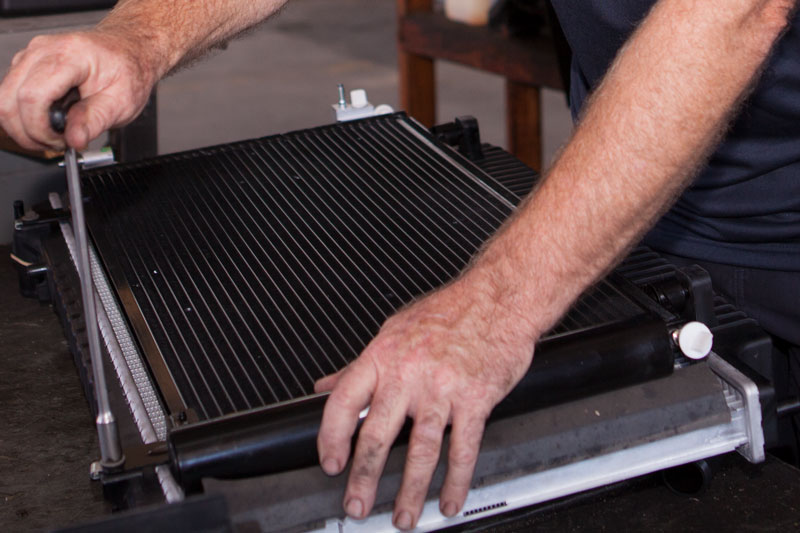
xmin=0 ymin=30 xmax=157 ymax=151
xmin=0 ymin=0 xmax=290 ymax=152
xmin=315 ymin=274 xmax=536 ymax=530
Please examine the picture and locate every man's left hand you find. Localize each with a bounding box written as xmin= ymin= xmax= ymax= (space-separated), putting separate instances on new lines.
xmin=315 ymin=273 xmax=536 ymax=530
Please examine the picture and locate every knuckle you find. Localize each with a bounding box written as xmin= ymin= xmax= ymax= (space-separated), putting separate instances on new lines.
xmin=28 ymin=34 xmax=50 ymax=48
xmin=357 ymin=430 xmax=387 ymax=459
xmin=409 ymin=429 xmax=441 ymax=457
xmin=410 ymin=428 xmax=444 ymax=458
xmin=330 ymin=382 xmax=360 ymax=408
xmin=418 ymin=411 xmax=446 ymax=431
xmin=317 ymin=425 xmax=345 ymax=451
xmin=16 ymin=85 xmax=40 ymax=106
xmin=381 ymin=313 xmax=401 ymax=329
xmin=459 ymin=411 xmax=489 ymax=434
xmin=11 ymin=50 xmax=25 ymax=65
xmin=350 ymin=467 xmax=374 ymax=488
xmin=406 ymin=430 xmax=444 ymax=468
xmin=87 ymin=104 xmax=113 ymax=131
xmin=366 ymin=336 xmax=395 ymax=360
xmin=432 ymin=367 xmax=457 ymax=393
xmin=448 ymin=447 xmax=477 ymax=470
xmin=406 ymin=446 xmax=439 ymax=470
xmin=350 ymin=459 xmax=379 ymax=489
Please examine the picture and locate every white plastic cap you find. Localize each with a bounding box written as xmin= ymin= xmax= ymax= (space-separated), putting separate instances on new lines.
xmin=676 ymin=321 xmax=714 ymax=360
xmin=350 ymin=89 xmax=369 ymax=109
xmin=374 ymin=104 xmax=395 ymax=115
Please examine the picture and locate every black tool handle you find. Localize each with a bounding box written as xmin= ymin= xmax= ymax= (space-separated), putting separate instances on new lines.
xmin=49 ymin=87 xmax=81 ymax=134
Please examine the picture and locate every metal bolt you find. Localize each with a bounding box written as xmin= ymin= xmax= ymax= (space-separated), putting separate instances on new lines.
xmin=337 ymin=84 xmax=347 ymax=109
xmin=89 ymin=461 xmax=103 ymax=480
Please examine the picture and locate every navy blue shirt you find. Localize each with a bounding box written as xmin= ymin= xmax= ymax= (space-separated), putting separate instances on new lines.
xmin=550 ymin=2 xmax=800 ymax=271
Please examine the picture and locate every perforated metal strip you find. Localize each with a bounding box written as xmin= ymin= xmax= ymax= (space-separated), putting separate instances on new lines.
xmin=51 ymin=193 xmax=181 ymax=502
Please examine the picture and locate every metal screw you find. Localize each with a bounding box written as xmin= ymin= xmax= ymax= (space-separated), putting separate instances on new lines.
xmin=337 ymin=84 xmax=347 ymax=109
xmin=89 ymin=461 xmax=103 ymax=480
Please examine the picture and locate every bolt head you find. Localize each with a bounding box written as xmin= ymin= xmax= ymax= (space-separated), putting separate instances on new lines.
xmin=89 ymin=461 xmax=103 ymax=480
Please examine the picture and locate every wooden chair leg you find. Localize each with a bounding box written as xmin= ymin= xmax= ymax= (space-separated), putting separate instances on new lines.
xmin=399 ymin=51 xmax=436 ymax=128
xmin=396 ymin=0 xmax=436 ymax=126
xmin=506 ymin=80 xmax=542 ymax=172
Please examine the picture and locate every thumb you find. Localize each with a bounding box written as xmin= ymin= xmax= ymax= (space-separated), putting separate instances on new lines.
xmin=64 ymin=92 xmax=117 ymax=150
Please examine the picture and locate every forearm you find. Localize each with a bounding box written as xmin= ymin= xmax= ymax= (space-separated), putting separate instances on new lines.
xmin=465 ymin=0 xmax=796 ymax=340
xmin=96 ymin=0 xmax=288 ymax=80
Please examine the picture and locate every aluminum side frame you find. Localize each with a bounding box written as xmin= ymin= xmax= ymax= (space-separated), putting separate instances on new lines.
xmin=313 ymin=354 xmax=763 ymax=532
xmin=51 ymin=192 xmax=183 ymax=503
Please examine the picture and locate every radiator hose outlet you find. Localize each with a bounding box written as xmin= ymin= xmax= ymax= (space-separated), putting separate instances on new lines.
xmin=662 ymin=459 xmax=714 ymax=496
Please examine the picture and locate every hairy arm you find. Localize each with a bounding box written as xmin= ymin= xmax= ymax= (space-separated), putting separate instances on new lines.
xmin=472 ymin=0 xmax=797 ymax=336
xmin=316 ymin=0 xmax=797 ymax=529
xmin=0 ymin=0 xmax=287 ymax=150
xmin=97 ymin=0 xmax=287 ymax=74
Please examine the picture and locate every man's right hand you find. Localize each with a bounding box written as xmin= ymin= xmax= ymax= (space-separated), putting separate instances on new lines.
xmin=0 ymin=30 xmax=157 ymax=151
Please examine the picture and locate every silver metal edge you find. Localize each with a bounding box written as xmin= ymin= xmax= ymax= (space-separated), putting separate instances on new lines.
xmin=317 ymin=413 xmax=749 ymax=533
xmin=311 ymin=358 xmax=762 ymax=533
xmin=396 ymin=118 xmax=517 ymax=210
xmin=50 ymin=192 xmax=184 ymax=503
xmin=707 ymin=352 xmax=765 ymax=463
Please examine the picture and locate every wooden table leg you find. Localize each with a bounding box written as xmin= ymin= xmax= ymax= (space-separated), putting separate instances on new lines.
xmin=397 ymin=0 xmax=436 ymax=127
xmin=399 ymin=51 xmax=436 ymax=128
xmin=506 ymin=80 xmax=542 ymax=172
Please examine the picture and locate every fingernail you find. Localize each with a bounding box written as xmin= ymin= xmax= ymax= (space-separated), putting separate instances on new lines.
xmin=345 ymin=498 xmax=364 ymax=519
xmin=394 ymin=510 xmax=413 ymax=530
xmin=322 ymin=457 xmax=340 ymax=475
xmin=442 ymin=501 xmax=458 ymax=517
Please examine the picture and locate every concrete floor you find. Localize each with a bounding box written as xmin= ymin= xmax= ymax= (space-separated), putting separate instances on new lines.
xmin=0 ymin=1 xmax=571 ymax=530
xmin=0 ymin=243 xmax=108 ymax=531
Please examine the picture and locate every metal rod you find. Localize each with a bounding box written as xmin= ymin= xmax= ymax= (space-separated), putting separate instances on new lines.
xmin=777 ymin=397 xmax=800 ymax=418
xmin=65 ymin=148 xmax=124 ymax=467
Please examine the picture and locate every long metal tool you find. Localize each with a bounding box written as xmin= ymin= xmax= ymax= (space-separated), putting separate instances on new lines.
xmin=51 ymin=89 xmax=124 ymax=468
